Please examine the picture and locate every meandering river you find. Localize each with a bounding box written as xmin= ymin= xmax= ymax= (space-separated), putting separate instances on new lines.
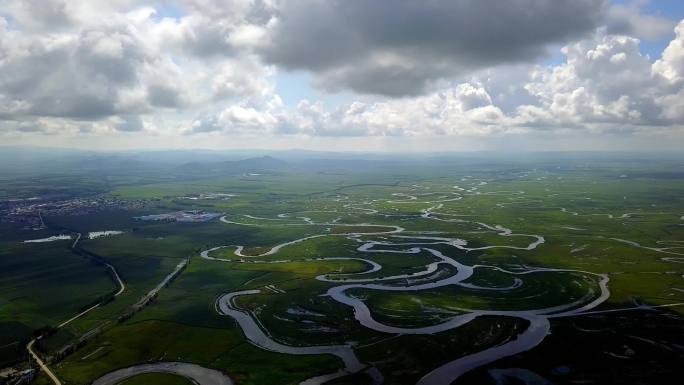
xmin=206 ymin=196 xmax=612 ymax=385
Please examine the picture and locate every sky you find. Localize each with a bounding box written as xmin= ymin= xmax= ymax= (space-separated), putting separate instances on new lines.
xmin=1 ymin=0 xmax=684 ymax=152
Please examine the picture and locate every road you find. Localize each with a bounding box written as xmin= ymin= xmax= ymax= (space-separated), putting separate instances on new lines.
xmin=106 ymin=262 xmax=126 ymax=297
xmin=71 ymin=232 xmax=81 ymax=249
xmin=26 ymin=232 xmax=126 ymax=385
xmin=27 ymin=339 xmax=62 ymax=385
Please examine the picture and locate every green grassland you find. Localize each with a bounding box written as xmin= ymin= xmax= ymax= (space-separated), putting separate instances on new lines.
xmin=49 ymin=258 xmax=341 ymax=385
xmin=119 ymin=373 xmax=193 ymax=385
xmin=0 ymin=241 xmax=115 ymax=367
xmin=3 ymin=156 xmax=684 ymax=384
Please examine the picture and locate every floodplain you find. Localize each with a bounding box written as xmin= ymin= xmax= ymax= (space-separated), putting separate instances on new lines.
xmin=1 ymin=153 xmax=683 ymax=385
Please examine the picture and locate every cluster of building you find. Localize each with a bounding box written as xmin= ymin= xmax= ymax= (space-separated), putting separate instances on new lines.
xmin=0 ymin=196 xmax=147 ymax=229
xmin=134 ymin=210 xmax=223 ymax=223
xmin=177 ymin=192 xmax=237 ymax=201
xmin=0 ymin=368 xmax=35 ymax=385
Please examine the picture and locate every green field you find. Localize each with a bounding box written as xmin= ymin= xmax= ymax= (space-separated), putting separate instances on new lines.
xmin=2 ymin=154 xmax=683 ymax=385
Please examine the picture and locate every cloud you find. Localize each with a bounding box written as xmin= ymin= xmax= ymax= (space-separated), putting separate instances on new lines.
xmin=260 ymin=0 xmax=608 ymax=96
xmin=2 ymin=0 xmax=74 ymax=31
xmin=1 ymin=0 xmax=683 ymax=148
xmin=522 ymin=32 xmax=657 ymax=126
xmin=653 ymin=21 xmax=684 ymax=85
xmin=0 ymin=13 xmax=156 ymax=120
xmin=188 ymin=20 xmax=684 ymax=138
xmin=115 ymin=115 xmax=144 ymax=132
xmin=523 ymin=21 xmax=684 ymax=128
xmin=606 ymin=0 xmax=676 ymax=41
xmin=189 ymin=81 xmax=507 ymax=137
xmin=187 ymin=93 xmax=286 ymax=135
xmin=0 ymin=1 xmax=276 ymax=129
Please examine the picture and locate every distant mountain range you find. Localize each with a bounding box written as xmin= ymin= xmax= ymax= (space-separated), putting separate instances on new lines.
xmin=175 ymin=156 xmax=288 ymax=175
